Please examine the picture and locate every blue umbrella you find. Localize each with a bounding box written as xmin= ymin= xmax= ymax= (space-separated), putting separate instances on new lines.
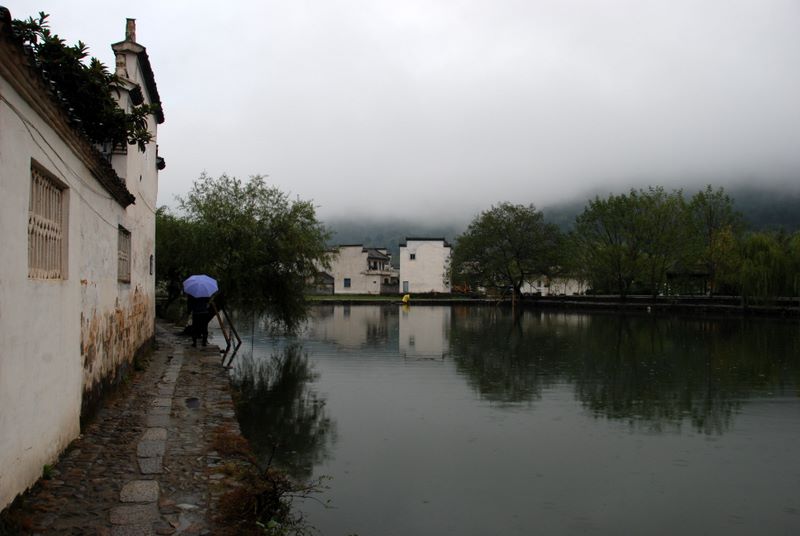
xmin=183 ymin=274 xmax=218 ymax=298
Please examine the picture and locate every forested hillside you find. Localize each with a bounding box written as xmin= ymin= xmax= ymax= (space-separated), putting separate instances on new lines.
xmin=324 ymin=184 xmax=800 ymax=265
xmin=543 ymin=184 xmax=800 ymax=232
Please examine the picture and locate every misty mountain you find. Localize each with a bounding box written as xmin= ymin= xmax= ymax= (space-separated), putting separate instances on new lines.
xmin=541 ymin=184 xmax=800 ymax=232
xmin=728 ymin=185 xmax=800 ymax=231
xmin=323 ymin=185 xmax=800 ymax=265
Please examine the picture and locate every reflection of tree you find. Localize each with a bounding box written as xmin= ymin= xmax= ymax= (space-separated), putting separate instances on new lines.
xmin=449 ymin=306 xmax=800 ymax=434
xmin=568 ymin=315 xmax=799 ymax=434
xmin=448 ymin=307 xmax=567 ymax=404
xmin=232 ymin=344 xmax=336 ymax=480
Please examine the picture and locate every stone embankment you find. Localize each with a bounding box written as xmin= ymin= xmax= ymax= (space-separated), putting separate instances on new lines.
xmin=2 ymin=322 xmax=243 ymax=535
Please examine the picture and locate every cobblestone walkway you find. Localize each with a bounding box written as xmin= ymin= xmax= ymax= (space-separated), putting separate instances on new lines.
xmin=6 ymin=323 xmax=243 ymax=535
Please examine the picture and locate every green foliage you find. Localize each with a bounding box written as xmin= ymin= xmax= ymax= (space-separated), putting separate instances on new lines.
xmin=12 ymin=12 xmax=159 ymax=151
xmin=635 ymin=187 xmax=692 ymax=297
xmin=572 ymin=191 xmax=649 ymax=296
xmin=155 ymin=206 xmax=199 ymax=301
xmin=157 ymin=174 xmax=331 ymax=329
xmin=738 ymin=231 xmax=800 ymax=301
xmin=41 ymin=464 xmax=54 ymax=480
xmin=572 ymin=186 xmax=740 ymax=296
xmin=569 ymin=184 xmax=800 ymax=299
xmin=688 ymin=186 xmax=743 ymax=294
xmin=451 ymin=203 xmax=562 ymax=296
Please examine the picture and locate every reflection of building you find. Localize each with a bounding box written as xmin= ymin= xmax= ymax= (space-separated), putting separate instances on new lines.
xmin=0 ymin=15 xmax=163 ymax=509
xmin=326 ymin=245 xmax=399 ymax=295
xmin=399 ymin=306 xmax=450 ymax=358
xmin=308 ymin=305 xmax=398 ymax=349
xmin=399 ymin=238 xmax=452 ymax=294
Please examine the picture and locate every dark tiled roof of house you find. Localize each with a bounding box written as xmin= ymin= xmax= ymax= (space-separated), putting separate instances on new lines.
xmin=111 ymin=35 xmax=164 ymax=124
xmin=400 ymin=237 xmax=451 ymax=248
xmin=364 ymin=247 xmax=390 ymax=261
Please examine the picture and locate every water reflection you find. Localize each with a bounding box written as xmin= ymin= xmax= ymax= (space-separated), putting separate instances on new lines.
xmin=231 ymin=305 xmax=800 ymax=459
xmin=448 ymin=306 xmax=800 ymax=433
xmin=448 ymin=306 xmax=568 ymax=405
xmin=301 ymin=305 xmax=800 ymax=435
xmin=399 ymin=304 xmax=450 ymax=358
xmin=231 ymin=306 xmax=800 ymax=536
xmin=307 ymin=304 xmax=398 ymax=350
xmin=231 ymin=344 xmax=336 ymax=479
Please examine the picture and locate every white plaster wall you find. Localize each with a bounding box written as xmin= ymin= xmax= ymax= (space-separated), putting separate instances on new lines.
xmin=330 ymin=246 xmax=381 ymax=295
xmin=0 ymin=47 xmax=158 ymax=509
xmin=79 ymin=47 xmax=158 ymax=392
xmin=548 ymin=277 xmax=586 ymax=296
xmin=522 ymin=277 xmax=586 ymax=296
xmin=112 ymin=56 xmax=159 ymax=210
xmin=399 ymin=240 xmax=452 ymax=294
xmin=0 ymin=78 xmax=85 ymax=509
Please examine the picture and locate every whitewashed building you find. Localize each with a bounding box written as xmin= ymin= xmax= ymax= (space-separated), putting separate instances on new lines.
xmin=0 ymin=12 xmax=164 ymax=509
xmin=522 ymin=276 xmax=587 ymax=296
xmin=327 ymin=245 xmax=399 ymax=295
xmin=398 ymin=238 xmax=452 ymax=294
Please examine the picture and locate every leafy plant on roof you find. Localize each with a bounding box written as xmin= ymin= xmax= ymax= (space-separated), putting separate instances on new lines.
xmin=12 ymin=12 xmax=159 ymax=151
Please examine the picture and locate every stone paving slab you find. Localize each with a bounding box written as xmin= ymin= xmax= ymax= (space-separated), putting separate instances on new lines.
xmin=145 ymin=415 xmax=171 ymax=428
xmin=137 ymin=441 xmax=166 ymax=458
xmin=110 ymin=504 xmax=159 ymax=525
xmin=138 ymin=457 xmax=164 ymax=475
xmin=120 ymin=481 xmax=159 ymax=503
xmin=2 ymin=323 xmax=246 ymax=535
xmin=141 ymin=428 xmax=168 ymax=442
xmin=111 ymin=523 xmax=156 ymax=536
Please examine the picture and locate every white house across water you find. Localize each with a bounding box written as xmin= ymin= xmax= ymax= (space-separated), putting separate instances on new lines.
xmin=398 ymin=238 xmax=452 ymax=294
xmin=327 ymin=245 xmax=399 ymax=295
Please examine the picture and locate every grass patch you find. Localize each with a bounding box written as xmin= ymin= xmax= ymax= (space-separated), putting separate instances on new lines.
xmin=41 ymin=465 xmax=53 ymax=480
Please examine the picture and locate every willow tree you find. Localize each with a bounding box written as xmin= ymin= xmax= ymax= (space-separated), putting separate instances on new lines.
xmin=451 ymin=203 xmax=562 ymax=298
xmin=572 ymin=188 xmax=690 ymax=297
xmin=737 ymin=230 xmax=800 ymax=301
xmin=688 ymin=186 xmax=744 ymax=294
xmin=572 ymin=192 xmax=643 ymax=296
xmin=170 ymin=173 xmax=330 ymax=329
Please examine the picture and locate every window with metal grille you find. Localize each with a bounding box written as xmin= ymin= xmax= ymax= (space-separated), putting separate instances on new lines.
xmin=28 ymin=164 xmax=66 ymax=279
xmin=118 ymin=226 xmax=131 ymax=283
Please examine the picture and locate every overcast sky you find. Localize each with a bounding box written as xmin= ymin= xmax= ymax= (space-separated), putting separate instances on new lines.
xmin=6 ymin=0 xmax=800 ymax=221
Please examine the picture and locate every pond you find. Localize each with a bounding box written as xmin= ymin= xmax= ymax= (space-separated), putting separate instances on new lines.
xmin=229 ymin=304 xmax=800 ymax=535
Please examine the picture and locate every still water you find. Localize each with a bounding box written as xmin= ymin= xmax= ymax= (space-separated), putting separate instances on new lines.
xmin=230 ymin=305 xmax=800 ymax=535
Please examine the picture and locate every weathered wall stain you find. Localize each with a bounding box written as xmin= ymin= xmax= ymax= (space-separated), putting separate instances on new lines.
xmin=80 ymin=284 xmax=154 ymax=416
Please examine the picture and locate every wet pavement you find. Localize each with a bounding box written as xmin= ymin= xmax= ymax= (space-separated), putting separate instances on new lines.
xmin=4 ymin=322 xmax=243 ymax=535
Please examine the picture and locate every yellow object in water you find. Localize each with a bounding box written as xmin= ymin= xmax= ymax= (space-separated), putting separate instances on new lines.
xmin=402 ymin=294 xmax=410 ymax=304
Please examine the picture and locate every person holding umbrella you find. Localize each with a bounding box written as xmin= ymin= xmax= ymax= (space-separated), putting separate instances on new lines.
xmin=183 ymin=274 xmax=218 ymax=347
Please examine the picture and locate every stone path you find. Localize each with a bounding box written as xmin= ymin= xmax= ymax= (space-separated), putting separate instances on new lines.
xmin=5 ymin=323 xmax=243 ymax=535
